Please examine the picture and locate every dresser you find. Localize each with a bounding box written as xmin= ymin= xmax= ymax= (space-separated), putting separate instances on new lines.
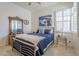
xmin=8 ymin=34 xmax=15 ymax=46
xmin=8 ymin=16 xmax=23 ymax=46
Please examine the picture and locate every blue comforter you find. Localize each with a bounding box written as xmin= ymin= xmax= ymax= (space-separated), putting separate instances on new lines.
xmin=28 ymin=33 xmax=54 ymax=55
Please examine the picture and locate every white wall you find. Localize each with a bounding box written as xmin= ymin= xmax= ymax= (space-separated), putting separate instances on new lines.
xmin=0 ymin=2 xmax=31 ymax=46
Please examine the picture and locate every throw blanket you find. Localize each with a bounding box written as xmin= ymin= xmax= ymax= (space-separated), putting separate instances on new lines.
xmin=15 ymin=34 xmax=45 ymax=46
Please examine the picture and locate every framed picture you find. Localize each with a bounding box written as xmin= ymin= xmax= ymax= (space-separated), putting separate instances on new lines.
xmin=39 ymin=15 xmax=52 ymax=26
xmin=23 ymin=20 xmax=29 ymax=25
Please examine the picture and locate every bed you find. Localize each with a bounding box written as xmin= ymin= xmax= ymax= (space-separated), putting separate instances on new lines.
xmin=12 ymin=32 xmax=54 ymax=56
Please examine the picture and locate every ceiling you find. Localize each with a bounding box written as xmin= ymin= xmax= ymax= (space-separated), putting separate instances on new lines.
xmin=12 ymin=2 xmax=59 ymax=12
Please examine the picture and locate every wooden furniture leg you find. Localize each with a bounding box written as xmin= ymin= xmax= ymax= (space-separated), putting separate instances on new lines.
xmin=64 ymin=38 xmax=67 ymax=48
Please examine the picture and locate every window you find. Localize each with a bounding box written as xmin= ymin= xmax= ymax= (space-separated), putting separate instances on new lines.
xmin=56 ymin=22 xmax=62 ymax=32
xmin=63 ymin=9 xmax=71 ymax=16
xmin=63 ymin=8 xmax=71 ymax=32
xmin=56 ymin=9 xmax=71 ymax=32
xmin=63 ymin=22 xmax=70 ymax=32
xmin=56 ymin=11 xmax=63 ymax=32
xmin=56 ymin=3 xmax=77 ymax=33
xmin=56 ymin=11 xmax=62 ymax=17
xmin=71 ymin=2 xmax=77 ymax=32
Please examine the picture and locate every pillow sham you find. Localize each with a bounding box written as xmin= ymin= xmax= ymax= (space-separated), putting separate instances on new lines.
xmin=44 ymin=29 xmax=50 ymax=34
xmin=39 ymin=29 xmax=44 ymax=34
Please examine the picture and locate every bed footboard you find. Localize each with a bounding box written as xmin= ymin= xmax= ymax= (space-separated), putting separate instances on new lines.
xmin=13 ymin=40 xmax=36 ymax=56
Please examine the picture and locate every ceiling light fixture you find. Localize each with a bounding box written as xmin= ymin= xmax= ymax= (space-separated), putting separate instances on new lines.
xmin=28 ymin=2 xmax=41 ymax=5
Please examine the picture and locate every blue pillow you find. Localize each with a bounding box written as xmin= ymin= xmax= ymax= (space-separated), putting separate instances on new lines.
xmin=36 ymin=29 xmax=39 ymax=33
xmin=44 ymin=29 xmax=50 ymax=34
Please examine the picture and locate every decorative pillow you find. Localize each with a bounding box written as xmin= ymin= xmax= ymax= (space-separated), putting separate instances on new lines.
xmin=39 ymin=29 xmax=44 ymax=34
xmin=44 ymin=29 xmax=50 ymax=34
xmin=36 ymin=29 xmax=39 ymax=33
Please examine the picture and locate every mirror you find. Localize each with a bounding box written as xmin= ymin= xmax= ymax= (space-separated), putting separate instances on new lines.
xmin=9 ymin=16 xmax=23 ymax=35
